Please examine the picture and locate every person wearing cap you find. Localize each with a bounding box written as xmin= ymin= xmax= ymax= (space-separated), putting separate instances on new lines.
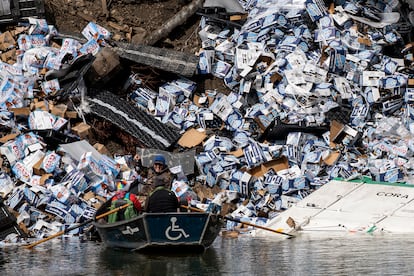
xmin=130 ymin=153 xmax=175 ymax=195
xmin=146 ymin=154 xmax=174 ymax=190
xmin=144 ymin=176 xmax=180 ymax=213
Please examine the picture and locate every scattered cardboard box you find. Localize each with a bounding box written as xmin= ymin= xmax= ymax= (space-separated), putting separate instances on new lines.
xmin=0 ymin=133 xmax=19 ymax=144
xmin=323 ymin=150 xmax=341 ymax=166
xmin=50 ymin=103 xmax=67 ymax=118
xmin=33 ymin=157 xmax=45 ymax=175
xmin=1 ymin=48 xmax=16 ymax=64
xmin=0 ymin=31 xmax=16 ymax=51
xmin=330 ymin=120 xmax=345 ymax=145
xmin=193 ymin=94 xmax=214 ymax=107
xmin=93 ymin=143 xmax=110 ymax=156
xmin=83 ymin=191 xmax=95 ymax=201
xmin=248 ymin=156 xmax=289 ymax=177
xmin=65 ymin=111 xmax=78 ymax=119
xmin=40 ymin=174 xmax=53 ymax=185
xmin=71 ymin=122 xmax=91 ymax=139
xmin=178 ymin=128 xmax=207 ymax=148
xmin=88 ymin=47 xmax=121 ymax=83
xmin=10 ymin=107 xmax=31 ymax=117
xmin=31 ymin=100 xmax=48 ymax=111
xmin=229 ymin=148 xmax=244 ymax=158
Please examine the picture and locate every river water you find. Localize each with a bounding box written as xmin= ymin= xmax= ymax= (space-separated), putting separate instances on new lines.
xmin=1 ymin=233 xmax=414 ymax=275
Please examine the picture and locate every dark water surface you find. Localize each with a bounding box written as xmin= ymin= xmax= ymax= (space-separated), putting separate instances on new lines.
xmin=1 ymin=233 xmax=414 ymax=275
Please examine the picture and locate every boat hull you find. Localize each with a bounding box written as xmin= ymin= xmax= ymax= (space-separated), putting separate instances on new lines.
xmin=93 ymin=208 xmax=223 ymax=251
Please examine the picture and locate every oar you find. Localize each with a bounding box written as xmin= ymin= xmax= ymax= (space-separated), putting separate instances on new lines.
xmin=224 ymin=216 xmax=295 ymax=238
xmin=24 ymin=202 xmax=131 ymax=249
xmin=181 ymin=205 xmax=295 ymax=238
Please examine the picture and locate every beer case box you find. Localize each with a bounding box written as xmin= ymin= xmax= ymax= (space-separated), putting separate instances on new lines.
xmin=93 ymin=143 xmax=110 ymax=156
xmin=23 ymin=145 xmax=44 ymax=164
xmin=88 ymin=47 xmax=121 ymax=83
xmin=83 ymin=192 xmax=102 ymax=208
xmin=1 ymin=48 xmax=16 ymax=63
xmin=40 ymin=173 xmax=53 ymax=185
xmin=248 ymin=156 xmax=289 ymax=178
xmin=32 ymin=157 xmax=44 ymax=175
xmin=329 ymin=120 xmax=346 ymax=144
xmin=77 ymin=152 xmax=105 ymax=188
xmin=83 ymin=191 xmax=95 ymax=201
xmin=0 ymin=133 xmax=19 ymax=143
xmin=92 ymin=195 xmax=107 ymax=209
xmin=92 ymin=201 xmax=102 ymax=210
xmin=323 ymin=150 xmax=341 ymax=166
xmin=0 ymin=31 xmax=15 ymax=51
xmin=31 ymin=100 xmax=48 ymax=111
xmin=71 ymin=122 xmax=91 ymax=139
xmin=50 ymin=103 xmax=67 ymax=118
xmin=65 ymin=111 xmax=78 ymax=118
xmin=10 ymin=107 xmax=31 ymax=117
xmin=177 ymin=128 xmax=207 ymax=148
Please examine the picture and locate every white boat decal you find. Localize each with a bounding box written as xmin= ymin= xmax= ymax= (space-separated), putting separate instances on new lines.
xmin=376 ymin=192 xmax=409 ymax=199
xmin=122 ymin=226 xmax=140 ymax=235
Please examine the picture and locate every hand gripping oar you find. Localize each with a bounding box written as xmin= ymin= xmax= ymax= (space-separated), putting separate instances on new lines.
xmin=24 ymin=202 xmax=131 ymax=249
xmin=181 ymin=205 xmax=295 ymax=238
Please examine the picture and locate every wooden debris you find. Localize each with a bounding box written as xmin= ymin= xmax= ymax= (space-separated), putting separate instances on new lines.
xmin=107 ymin=21 xmax=129 ymax=32
xmin=78 ymin=12 xmax=96 ymax=23
xmin=143 ymin=0 xmax=204 ymax=45
xmin=101 ymin=0 xmax=109 ymax=18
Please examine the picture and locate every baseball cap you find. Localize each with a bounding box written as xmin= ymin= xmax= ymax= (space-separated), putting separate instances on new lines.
xmin=153 ymin=155 xmax=166 ymax=165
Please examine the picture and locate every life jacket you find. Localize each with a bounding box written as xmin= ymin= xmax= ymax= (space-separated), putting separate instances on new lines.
xmin=108 ymin=192 xmax=138 ymax=223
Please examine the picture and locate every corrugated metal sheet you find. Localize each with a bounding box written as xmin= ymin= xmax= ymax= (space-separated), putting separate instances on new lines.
xmin=87 ymin=90 xmax=181 ymax=150
xmin=113 ymin=42 xmax=199 ymax=77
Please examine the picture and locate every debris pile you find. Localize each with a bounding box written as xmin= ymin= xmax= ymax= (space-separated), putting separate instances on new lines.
xmin=142 ymin=0 xmax=414 ymax=232
xmin=1 ymin=0 xmax=414 ymax=241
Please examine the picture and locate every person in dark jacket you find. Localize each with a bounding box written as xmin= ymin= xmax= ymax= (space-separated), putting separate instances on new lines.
xmin=146 ymin=154 xmax=174 ymax=190
xmin=145 ymin=177 xmax=179 ymax=213
xmin=132 ymin=154 xmax=175 ymax=195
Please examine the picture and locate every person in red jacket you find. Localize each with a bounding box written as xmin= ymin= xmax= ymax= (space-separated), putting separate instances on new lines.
xmin=111 ymin=190 xmax=142 ymax=211
xmin=108 ymin=182 xmax=143 ymax=222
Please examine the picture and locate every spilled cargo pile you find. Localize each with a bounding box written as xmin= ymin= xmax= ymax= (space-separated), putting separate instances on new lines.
xmin=169 ymin=0 xmax=414 ymax=231
xmin=1 ymin=0 xmax=414 ymax=243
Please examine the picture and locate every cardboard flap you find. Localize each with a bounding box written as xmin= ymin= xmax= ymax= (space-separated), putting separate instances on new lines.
xmin=229 ymin=148 xmax=244 ymax=158
xmin=248 ymin=156 xmax=289 ymax=177
xmin=178 ymin=128 xmax=207 ymax=148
